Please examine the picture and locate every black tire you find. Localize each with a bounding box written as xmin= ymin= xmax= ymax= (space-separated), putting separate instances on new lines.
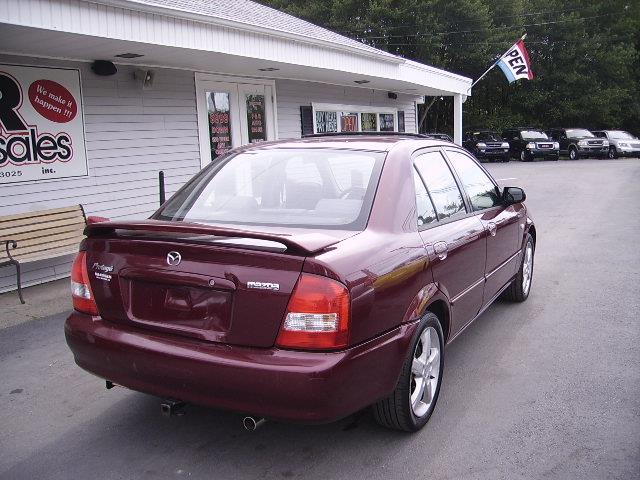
xmin=502 ymin=155 xmax=510 ymax=163
xmin=569 ymin=146 xmax=578 ymax=160
xmin=372 ymin=312 xmax=444 ymax=432
xmin=608 ymin=146 xmax=617 ymax=159
xmin=520 ymin=150 xmax=529 ymax=162
xmin=502 ymin=233 xmax=535 ymax=302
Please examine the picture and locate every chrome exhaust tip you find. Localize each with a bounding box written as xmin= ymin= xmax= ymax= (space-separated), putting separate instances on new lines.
xmin=160 ymin=399 xmax=186 ymax=417
xmin=242 ymin=416 xmax=266 ymax=431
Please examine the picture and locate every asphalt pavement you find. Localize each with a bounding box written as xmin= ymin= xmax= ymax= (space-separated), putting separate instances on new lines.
xmin=1 ymin=158 xmax=639 ymax=480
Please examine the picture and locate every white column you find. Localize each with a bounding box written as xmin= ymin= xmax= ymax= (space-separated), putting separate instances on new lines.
xmin=453 ymin=94 xmax=463 ymax=145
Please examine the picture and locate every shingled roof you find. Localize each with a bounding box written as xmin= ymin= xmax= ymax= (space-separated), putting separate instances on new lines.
xmin=130 ymin=0 xmax=397 ymax=59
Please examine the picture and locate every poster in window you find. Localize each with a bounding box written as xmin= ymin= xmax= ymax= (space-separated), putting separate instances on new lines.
xmin=0 ymin=64 xmax=88 ymax=185
xmin=207 ymin=91 xmax=232 ymax=161
xmin=246 ymin=94 xmax=267 ymax=143
xmin=379 ymin=113 xmax=395 ymax=132
xmin=340 ymin=112 xmax=358 ymax=132
xmin=361 ymin=112 xmax=377 ymax=131
xmin=315 ymin=111 xmax=337 ymax=133
xmin=398 ymin=111 xmax=405 ymax=132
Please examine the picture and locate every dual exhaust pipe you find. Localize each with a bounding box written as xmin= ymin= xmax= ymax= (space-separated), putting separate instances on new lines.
xmin=242 ymin=415 xmax=266 ymax=431
xmin=158 ymin=397 xmax=265 ymax=431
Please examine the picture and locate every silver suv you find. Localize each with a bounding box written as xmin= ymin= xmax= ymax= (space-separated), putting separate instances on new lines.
xmin=592 ymin=130 xmax=640 ymax=158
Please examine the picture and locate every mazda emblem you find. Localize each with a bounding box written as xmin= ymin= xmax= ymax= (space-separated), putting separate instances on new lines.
xmin=166 ymin=251 xmax=182 ymax=266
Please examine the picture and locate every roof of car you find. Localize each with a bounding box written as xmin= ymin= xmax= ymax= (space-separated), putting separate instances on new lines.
xmin=241 ymin=133 xmax=450 ymax=152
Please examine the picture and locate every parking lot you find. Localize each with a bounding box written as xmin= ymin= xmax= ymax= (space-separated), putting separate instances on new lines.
xmin=1 ymin=158 xmax=639 ymax=480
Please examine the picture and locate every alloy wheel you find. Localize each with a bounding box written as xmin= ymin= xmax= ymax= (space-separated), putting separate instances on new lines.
xmin=522 ymin=242 xmax=534 ymax=295
xmin=410 ymin=326 xmax=441 ymax=418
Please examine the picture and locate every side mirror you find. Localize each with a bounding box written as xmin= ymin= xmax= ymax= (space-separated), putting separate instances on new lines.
xmin=503 ymin=186 xmax=526 ymax=205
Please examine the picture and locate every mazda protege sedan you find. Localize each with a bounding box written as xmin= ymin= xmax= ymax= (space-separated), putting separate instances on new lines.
xmin=65 ymin=134 xmax=536 ymax=432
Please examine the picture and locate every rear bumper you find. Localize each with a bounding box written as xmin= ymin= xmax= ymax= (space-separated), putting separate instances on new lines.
xmin=65 ymin=313 xmax=417 ymax=423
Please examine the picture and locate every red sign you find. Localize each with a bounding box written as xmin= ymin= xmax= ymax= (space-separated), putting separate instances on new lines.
xmin=28 ymin=79 xmax=77 ymax=123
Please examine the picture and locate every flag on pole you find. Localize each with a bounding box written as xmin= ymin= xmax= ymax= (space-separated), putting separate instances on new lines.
xmin=496 ymin=39 xmax=534 ymax=83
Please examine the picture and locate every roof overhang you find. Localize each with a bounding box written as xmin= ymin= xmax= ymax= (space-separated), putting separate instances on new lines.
xmin=0 ymin=0 xmax=472 ymax=97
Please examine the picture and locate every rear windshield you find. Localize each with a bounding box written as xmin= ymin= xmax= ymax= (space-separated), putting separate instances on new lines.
xmin=155 ymin=148 xmax=385 ymax=230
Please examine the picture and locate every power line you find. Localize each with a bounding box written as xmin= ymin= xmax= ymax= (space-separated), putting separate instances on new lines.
xmin=348 ymin=12 xmax=622 ymax=39
xmin=336 ymin=6 xmax=604 ymax=33
xmin=377 ymin=34 xmax=636 ymax=48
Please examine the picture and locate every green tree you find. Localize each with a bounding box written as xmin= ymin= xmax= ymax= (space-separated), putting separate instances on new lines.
xmin=260 ymin=0 xmax=640 ymax=135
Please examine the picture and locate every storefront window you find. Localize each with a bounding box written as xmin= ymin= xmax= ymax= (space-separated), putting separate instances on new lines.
xmin=379 ymin=113 xmax=395 ymax=132
xmin=246 ymin=94 xmax=266 ymax=143
xmin=207 ymin=91 xmax=232 ymax=161
xmin=360 ymin=112 xmax=377 ymax=132
xmin=316 ymin=111 xmax=338 ymax=133
xmin=340 ymin=112 xmax=358 ymax=132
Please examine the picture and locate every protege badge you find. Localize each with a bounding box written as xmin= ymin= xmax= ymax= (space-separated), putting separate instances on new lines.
xmin=247 ymin=281 xmax=280 ymax=291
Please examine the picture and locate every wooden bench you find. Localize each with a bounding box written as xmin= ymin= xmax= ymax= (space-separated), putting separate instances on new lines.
xmin=0 ymin=205 xmax=87 ymax=304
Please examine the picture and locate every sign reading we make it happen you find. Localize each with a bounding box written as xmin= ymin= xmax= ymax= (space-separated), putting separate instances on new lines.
xmin=0 ymin=64 xmax=88 ymax=185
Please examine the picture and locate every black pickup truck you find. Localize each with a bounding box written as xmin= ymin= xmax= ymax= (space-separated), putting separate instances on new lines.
xmin=546 ymin=128 xmax=609 ymax=159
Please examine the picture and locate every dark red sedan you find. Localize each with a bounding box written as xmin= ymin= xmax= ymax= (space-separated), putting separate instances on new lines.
xmin=65 ymin=134 xmax=536 ymax=431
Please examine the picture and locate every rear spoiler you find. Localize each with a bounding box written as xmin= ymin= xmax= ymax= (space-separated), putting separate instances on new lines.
xmin=84 ymin=220 xmax=341 ymax=255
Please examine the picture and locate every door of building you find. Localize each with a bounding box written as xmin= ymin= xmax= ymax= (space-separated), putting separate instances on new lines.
xmin=195 ymin=74 xmax=276 ymax=168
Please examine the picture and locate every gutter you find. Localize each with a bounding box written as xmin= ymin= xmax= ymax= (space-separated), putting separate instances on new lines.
xmin=92 ymin=0 xmax=405 ymax=65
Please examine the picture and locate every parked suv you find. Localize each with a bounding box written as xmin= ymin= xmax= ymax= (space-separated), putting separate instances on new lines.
xmin=592 ymin=130 xmax=640 ymax=158
xmin=546 ymin=128 xmax=609 ymax=159
xmin=502 ymin=127 xmax=559 ymax=161
xmin=65 ymin=134 xmax=536 ymax=432
xmin=463 ymin=130 xmax=510 ymax=162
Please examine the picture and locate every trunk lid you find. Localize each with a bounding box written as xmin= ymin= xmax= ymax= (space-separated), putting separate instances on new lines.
xmin=84 ymin=220 xmax=353 ymax=347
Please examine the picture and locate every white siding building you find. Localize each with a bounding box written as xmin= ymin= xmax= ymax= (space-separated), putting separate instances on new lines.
xmin=0 ymin=0 xmax=471 ymax=292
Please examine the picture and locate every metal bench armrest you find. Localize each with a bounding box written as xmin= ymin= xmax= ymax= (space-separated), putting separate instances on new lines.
xmin=4 ymin=239 xmax=18 ymax=261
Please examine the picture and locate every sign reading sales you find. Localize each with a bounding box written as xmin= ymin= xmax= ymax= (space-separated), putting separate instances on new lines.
xmin=0 ymin=64 xmax=88 ymax=184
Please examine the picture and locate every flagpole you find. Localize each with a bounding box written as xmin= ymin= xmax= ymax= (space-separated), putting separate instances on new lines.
xmin=467 ymin=33 xmax=527 ymax=92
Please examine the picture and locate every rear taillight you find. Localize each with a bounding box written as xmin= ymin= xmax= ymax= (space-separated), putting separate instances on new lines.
xmin=71 ymin=251 xmax=99 ymax=315
xmin=276 ymin=273 xmax=350 ymax=350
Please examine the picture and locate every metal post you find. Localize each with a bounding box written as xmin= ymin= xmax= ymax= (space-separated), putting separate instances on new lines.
xmin=453 ymin=94 xmax=463 ymax=146
xmin=159 ymin=171 xmax=166 ymax=206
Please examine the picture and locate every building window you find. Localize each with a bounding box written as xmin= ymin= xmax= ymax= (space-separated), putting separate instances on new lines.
xmin=315 ymin=111 xmax=338 ymax=133
xmin=379 ymin=113 xmax=395 ymax=132
xmin=360 ymin=113 xmax=377 ymax=132
xmin=311 ymin=103 xmax=401 ymax=134
xmin=340 ymin=112 xmax=359 ymax=132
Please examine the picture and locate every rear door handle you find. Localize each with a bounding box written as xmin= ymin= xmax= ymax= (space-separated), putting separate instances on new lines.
xmin=487 ymin=222 xmax=497 ymax=237
xmin=433 ymin=241 xmax=448 ymax=260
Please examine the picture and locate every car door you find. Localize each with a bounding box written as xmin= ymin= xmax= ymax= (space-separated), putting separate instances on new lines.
xmin=444 ymin=149 xmax=524 ymax=303
xmin=413 ymin=150 xmax=486 ymax=336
